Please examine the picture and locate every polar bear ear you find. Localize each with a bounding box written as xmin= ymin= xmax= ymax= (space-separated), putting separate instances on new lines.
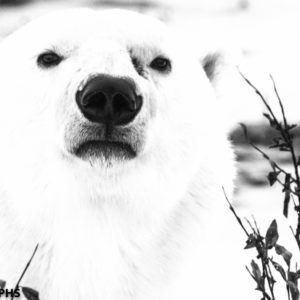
xmin=201 ymin=52 xmax=224 ymax=84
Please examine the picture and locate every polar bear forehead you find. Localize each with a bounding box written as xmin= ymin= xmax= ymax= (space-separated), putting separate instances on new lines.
xmin=4 ymin=8 xmax=171 ymax=54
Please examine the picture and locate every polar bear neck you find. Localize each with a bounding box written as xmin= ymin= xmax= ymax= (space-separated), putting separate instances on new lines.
xmin=0 ymin=137 xmax=233 ymax=299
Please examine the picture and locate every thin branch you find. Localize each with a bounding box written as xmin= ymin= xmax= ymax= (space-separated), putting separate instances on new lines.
xmin=252 ymin=215 xmax=261 ymax=235
xmin=246 ymin=265 xmax=256 ymax=280
xmin=245 ymin=217 xmax=256 ymax=234
xmin=239 ymin=70 xmax=280 ymax=126
xmin=252 ymin=141 xmax=296 ymax=182
xmin=11 ymin=244 xmax=39 ymax=300
xmin=265 ymin=262 xmax=276 ymax=300
xmin=270 ymin=74 xmax=288 ymax=129
xmin=222 ymin=187 xmax=249 ymax=237
xmin=290 ymin=225 xmax=300 ymax=250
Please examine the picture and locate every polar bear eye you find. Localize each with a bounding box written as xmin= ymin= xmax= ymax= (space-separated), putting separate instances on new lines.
xmin=37 ymin=51 xmax=63 ymax=68
xmin=150 ymin=57 xmax=171 ymax=73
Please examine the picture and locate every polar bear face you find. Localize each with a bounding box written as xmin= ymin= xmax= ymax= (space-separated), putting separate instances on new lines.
xmin=0 ymin=9 xmax=219 ymax=173
xmin=0 ymin=8 xmax=232 ymax=220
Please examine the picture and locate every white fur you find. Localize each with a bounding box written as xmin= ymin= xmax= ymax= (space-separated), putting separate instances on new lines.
xmin=0 ymin=8 xmax=253 ymax=300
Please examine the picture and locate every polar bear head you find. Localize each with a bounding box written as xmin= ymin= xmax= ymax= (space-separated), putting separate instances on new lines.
xmin=0 ymin=9 xmax=233 ymax=211
xmin=0 ymin=9 xmax=236 ymax=296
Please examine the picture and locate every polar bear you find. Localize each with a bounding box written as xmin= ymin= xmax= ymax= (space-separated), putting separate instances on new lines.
xmin=0 ymin=8 xmax=255 ymax=300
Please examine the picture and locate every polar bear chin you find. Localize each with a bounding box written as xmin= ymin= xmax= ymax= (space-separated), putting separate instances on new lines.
xmin=75 ymin=140 xmax=136 ymax=160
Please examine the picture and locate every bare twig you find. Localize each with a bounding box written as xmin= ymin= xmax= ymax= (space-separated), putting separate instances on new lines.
xmin=222 ymin=187 xmax=249 ymax=237
xmin=239 ymin=70 xmax=279 ymax=126
xmin=11 ymin=244 xmax=39 ymax=300
xmin=270 ymin=75 xmax=288 ymax=129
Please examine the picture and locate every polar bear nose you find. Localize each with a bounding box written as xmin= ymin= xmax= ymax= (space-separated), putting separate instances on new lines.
xmin=76 ymin=75 xmax=143 ymax=126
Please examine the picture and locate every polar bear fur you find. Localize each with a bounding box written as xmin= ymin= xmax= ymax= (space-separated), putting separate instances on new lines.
xmin=0 ymin=8 xmax=255 ymax=300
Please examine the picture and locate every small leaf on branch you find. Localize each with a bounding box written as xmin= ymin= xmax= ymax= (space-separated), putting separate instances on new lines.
xmin=288 ymin=280 xmax=300 ymax=300
xmin=283 ymin=174 xmax=292 ymax=192
xmin=269 ymin=143 xmax=290 ymax=151
xmin=269 ymin=137 xmax=286 ymax=149
xmin=280 ymin=146 xmax=290 ymax=152
xmin=239 ymin=123 xmax=249 ymax=141
xmin=295 ymin=187 xmax=300 ymax=195
xmin=250 ymin=260 xmax=264 ymax=291
xmin=286 ymin=124 xmax=297 ymax=131
xmin=0 ymin=280 xmax=6 ymax=289
xmin=22 ymin=287 xmax=40 ymax=300
xmin=244 ymin=233 xmax=258 ymax=249
xmin=269 ymin=144 xmax=279 ymax=149
xmin=263 ymin=113 xmax=277 ymax=128
xmin=275 ymin=244 xmax=292 ymax=266
xmin=272 ymin=260 xmax=287 ymax=281
xmin=289 ymin=271 xmax=299 ymax=283
xmin=270 ymin=161 xmax=276 ymax=171
xmin=295 ymin=269 xmax=300 ymax=279
xmin=265 ymin=220 xmax=279 ymax=249
xmin=288 ymin=271 xmax=300 ymax=300
xmin=267 ymin=171 xmax=281 ymax=186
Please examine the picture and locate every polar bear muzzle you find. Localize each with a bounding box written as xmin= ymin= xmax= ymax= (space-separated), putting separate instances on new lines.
xmin=71 ymin=74 xmax=144 ymax=161
xmin=76 ymin=74 xmax=143 ymax=126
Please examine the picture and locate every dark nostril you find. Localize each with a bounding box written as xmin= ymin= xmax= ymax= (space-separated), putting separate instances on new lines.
xmin=113 ymin=93 xmax=132 ymax=114
xmin=76 ymin=75 xmax=143 ymax=126
xmin=83 ymin=92 xmax=107 ymax=111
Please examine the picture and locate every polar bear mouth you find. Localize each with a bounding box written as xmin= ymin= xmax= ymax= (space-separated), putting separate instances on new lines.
xmin=74 ymin=140 xmax=136 ymax=160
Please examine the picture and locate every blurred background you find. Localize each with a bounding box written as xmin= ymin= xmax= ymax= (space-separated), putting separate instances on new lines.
xmin=1 ymin=0 xmax=300 ymax=219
